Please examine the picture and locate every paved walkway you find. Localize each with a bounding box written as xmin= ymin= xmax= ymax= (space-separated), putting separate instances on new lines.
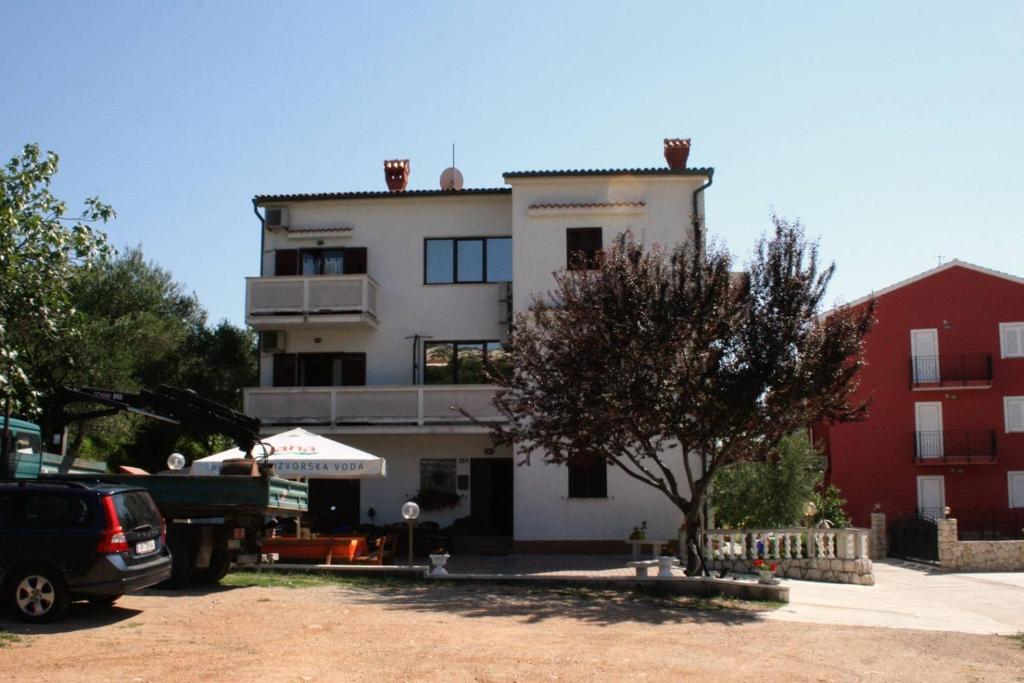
xmin=769 ymin=559 xmax=1024 ymax=635
xmin=442 ymin=555 xmax=1024 ymax=635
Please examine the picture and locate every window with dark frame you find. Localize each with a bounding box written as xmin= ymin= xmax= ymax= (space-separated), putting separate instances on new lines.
xmin=271 ymin=353 xmax=367 ymax=387
xmin=274 ymin=247 xmax=368 ymax=276
xmin=567 ymin=460 xmax=608 ymax=498
xmin=424 ymin=237 xmax=512 ymax=284
xmin=423 ymin=341 xmax=509 ymax=385
xmin=420 ymin=459 xmax=457 ymax=494
xmin=566 ymin=227 xmax=603 ymax=270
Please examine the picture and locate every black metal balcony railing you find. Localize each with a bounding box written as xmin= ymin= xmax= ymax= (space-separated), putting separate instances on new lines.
xmin=910 ymin=354 xmax=992 ymax=387
xmin=913 ymin=430 xmax=997 ymax=464
xmin=951 ymin=507 xmax=1024 ymax=540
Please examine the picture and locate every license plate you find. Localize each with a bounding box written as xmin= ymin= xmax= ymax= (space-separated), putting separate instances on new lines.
xmin=136 ymin=539 xmax=156 ymax=555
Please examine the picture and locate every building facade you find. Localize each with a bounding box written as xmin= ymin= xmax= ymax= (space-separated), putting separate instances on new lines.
xmin=243 ymin=140 xmax=712 ymax=550
xmin=818 ymin=261 xmax=1024 ymax=536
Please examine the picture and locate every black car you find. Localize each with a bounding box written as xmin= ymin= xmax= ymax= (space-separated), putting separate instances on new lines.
xmin=0 ymin=480 xmax=172 ymax=622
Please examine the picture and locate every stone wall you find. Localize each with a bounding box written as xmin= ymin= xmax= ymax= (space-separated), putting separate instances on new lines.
xmin=937 ymin=518 xmax=1024 ymax=572
xmin=706 ymin=557 xmax=874 ymax=585
xmin=869 ymin=512 xmax=887 ymax=560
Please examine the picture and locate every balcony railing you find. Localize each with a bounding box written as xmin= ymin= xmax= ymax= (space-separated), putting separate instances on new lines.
xmin=913 ymin=430 xmax=996 ymax=464
xmin=243 ymin=385 xmax=502 ymax=428
xmin=910 ymin=354 xmax=992 ymax=388
xmin=245 ymin=275 xmax=379 ymax=329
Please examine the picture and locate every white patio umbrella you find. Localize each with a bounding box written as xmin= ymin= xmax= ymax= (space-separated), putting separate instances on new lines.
xmin=190 ymin=427 xmax=386 ymax=479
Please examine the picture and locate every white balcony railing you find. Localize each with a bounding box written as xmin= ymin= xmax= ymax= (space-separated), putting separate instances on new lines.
xmin=245 ymin=275 xmax=379 ymax=328
xmin=704 ymin=527 xmax=870 ymax=562
xmin=243 ymin=385 xmax=503 ymax=428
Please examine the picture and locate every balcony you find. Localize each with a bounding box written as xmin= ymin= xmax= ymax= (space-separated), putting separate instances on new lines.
xmin=910 ymin=354 xmax=992 ymax=390
xmin=245 ymin=275 xmax=379 ymax=330
xmin=913 ymin=430 xmax=996 ymax=464
xmin=243 ymin=385 xmax=503 ymax=432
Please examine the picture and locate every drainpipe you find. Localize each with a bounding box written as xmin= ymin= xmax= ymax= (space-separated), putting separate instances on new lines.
xmin=252 ymin=198 xmax=266 ymax=385
xmin=690 ymin=170 xmax=714 ymax=254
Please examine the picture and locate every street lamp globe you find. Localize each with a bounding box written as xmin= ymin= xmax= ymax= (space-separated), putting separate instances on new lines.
xmin=402 ymin=501 xmax=420 ymax=520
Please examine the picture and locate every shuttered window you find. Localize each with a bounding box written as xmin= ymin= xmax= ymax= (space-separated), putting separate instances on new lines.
xmin=273 ymin=248 xmax=367 ymax=276
xmin=1005 ymin=397 xmax=1024 ymax=433
xmin=566 ymin=227 xmax=603 ymax=270
xmin=1001 ymin=323 xmax=1024 ymax=359
xmin=1009 ymin=472 xmax=1024 ymax=508
xmin=568 ymin=460 xmax=608 ymax=498
xmin=272 ymin=353 xmax=366 ymax=387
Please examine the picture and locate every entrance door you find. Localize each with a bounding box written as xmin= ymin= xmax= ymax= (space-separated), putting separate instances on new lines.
xmin=308 ymin=479 xmax=361 ymax=533
xmin=911 ymin=329 xmax=940 ymax=383
xmin=917 ymin=475 xmax=945 ymax=519
xmin=915 ymin=402 xmax=944 ymax=459
xmin=470 ymin=458 xmax=513 ymax=535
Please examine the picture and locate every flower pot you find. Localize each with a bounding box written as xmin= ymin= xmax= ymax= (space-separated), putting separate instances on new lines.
xmin=429 ymin=553 xmax=450 ymax=576
xmin=757 ymin=574 xmax=780 ymax=585
xmin=656 ymin=556 xmax=679 ymax=578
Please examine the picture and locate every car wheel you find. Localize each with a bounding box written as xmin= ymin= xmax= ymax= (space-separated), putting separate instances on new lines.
xmin=87 ymin=594 xmax=122 ymax=608
xmin=154 ymin=533 xmax=194 ymax=589
xmin=9 ymin=566 xmax=69 ymax=623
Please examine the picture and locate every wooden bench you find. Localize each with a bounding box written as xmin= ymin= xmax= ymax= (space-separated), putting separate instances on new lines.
xmin=261 ymin=536 xmax=368 ymax=565
xmin=353 ymin=534 xmax=398 ymax=565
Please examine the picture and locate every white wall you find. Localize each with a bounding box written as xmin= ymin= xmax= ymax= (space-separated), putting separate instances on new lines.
xmin=338 ymin=433 xmax=509 ymax=528
xmin=507 ymin=175 xmax=707 ymax=314
xmin=259 ymin=194 xmax=512 ymax=386
xmin=513 ymin=445 xmax=699 ymax=542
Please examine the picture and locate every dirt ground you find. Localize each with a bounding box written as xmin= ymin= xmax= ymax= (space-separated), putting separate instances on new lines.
xmin=1 ymin=575 xmax=1023 ymax=682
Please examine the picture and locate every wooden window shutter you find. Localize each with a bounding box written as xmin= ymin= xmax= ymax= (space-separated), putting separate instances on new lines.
xmin=274 ymin=249 xmax=299 ymax=276
xmin=341 ymin=353 xmax=367 ymax=386
xmin=343 ymin=248 xmax=368 ymax=275
xmin=272 ymin=354 xmax=297 ymax=387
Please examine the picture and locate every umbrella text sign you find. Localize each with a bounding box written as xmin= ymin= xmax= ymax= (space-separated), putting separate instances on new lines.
xmin=190 ymin=428 xmax=386 ymax=479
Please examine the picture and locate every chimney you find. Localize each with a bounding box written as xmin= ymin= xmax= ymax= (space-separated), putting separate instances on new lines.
xmin=384 ymin=159 xmax=410 ymax=192
xmin=664 ymin=138 xmax=691 ymax=170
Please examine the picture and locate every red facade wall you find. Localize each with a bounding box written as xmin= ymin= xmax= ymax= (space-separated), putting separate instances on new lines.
xmin=822 ymin=265 xmax=1024 ymax=528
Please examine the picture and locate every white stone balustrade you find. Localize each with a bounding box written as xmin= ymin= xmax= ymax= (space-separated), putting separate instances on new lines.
xmin=703 ymin=527 xmax=874 ymax=585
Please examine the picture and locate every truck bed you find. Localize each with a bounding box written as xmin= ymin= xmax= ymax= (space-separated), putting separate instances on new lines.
xmin=44 ymin=472 xmax=309 ymax=518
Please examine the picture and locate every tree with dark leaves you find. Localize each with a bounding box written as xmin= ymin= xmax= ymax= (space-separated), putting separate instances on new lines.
xmin=483 ymin=217 xmax=873 ymax=573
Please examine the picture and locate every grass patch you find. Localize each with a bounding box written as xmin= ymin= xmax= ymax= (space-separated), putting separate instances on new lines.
xmin=0 ymin=631 xmax=23 ymax=648
xmin=1006 ymin=632 xmax=1024 ymax=649
xmin=222 ymin=571 xmax=407 ymax=590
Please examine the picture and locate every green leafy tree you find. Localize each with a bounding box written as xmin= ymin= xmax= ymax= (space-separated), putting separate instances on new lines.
xmin=710 ymin=432 xmax=849 ymax=528
xmin=484 ymin=218 xmax=873 ymax=572
xmin=0 ymin=144 xmax=113 ymax=417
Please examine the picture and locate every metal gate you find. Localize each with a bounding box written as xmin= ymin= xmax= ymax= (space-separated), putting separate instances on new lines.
xmin=888 ymin=514 xmax=938 ymax=563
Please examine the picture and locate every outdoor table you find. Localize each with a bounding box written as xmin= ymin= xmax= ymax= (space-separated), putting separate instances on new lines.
xmin=626 ymin=538 xmax=672 ymax=558
xmin=262 ymin=535 xmax=369 ymax=564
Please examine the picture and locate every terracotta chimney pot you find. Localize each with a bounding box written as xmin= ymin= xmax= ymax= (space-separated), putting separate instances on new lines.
xmin=664 ymin=138 xmax=691 ymax=170
xmin=384 ymin=159 xmax=410 ymax=192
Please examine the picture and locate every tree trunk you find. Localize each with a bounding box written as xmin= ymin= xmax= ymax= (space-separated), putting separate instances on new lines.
xmin=683 ymin=504 xmax=704 ymax=575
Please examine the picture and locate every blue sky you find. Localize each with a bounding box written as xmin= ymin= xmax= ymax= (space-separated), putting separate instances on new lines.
xmin=3 ymin=1 xmax=1022 ymax=325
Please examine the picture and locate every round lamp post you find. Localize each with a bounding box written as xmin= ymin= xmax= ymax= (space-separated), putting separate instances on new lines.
xmin=402 ymin=501 xmax=420 ymax=567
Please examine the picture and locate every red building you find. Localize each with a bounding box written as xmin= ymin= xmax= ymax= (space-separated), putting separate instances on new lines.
xmin=818 ymin=261 xmax=1024 ymax=537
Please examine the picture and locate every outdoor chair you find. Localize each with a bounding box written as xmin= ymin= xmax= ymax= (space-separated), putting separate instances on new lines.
xmin=353 ymin=533 xmax=397 ymax=565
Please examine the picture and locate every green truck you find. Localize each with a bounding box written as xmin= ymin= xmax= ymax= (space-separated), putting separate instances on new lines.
xmin=2 ymin=391 xmax=308 ymax=588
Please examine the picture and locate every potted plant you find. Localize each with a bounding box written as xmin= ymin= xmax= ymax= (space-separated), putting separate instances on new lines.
xmin=428 ymin=547 xmax=450 ymax=576
xmin=752 ymin=558 xmax=779 ymax=585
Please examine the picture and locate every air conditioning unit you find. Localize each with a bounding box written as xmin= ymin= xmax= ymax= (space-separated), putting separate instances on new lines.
xmin=497 ymin=282 xmax=513 ymax=325
xmin=260 ymin=330 xmax=287 ymax=353
xmin=264 ymin=207 xmax=288 ymax=229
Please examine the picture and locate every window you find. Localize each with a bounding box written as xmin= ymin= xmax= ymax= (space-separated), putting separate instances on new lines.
xmin=423 ymin=341 xmax=508 ymax=384
xmin=1009 ymin=472 xmax=1024 ymax=508
xmin=272 ymin=353 xmax=366 ymax=387
xmin=420 ymin=459 xmax=457 ymax=494
xmin=1005 ymin=396 xmax=1024 ymax=433
xmin=568 ymin=460 xmax=608 ymax=498
xmin=1001 ymin=323 xmax=1024 ymax=358
xmin=566 ymin=227 xmax=603 ymax=270
xmin=21 ymin=494 xmax=95 ymax=529
xmin=274 ymin=247 xmax=367 ymax=276
xmin=424 ymin=237 xmax=512 ymax=284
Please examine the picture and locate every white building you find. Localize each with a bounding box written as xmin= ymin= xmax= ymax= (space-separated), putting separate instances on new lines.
xmin=244 ymin=140 xmax=713 ymax=552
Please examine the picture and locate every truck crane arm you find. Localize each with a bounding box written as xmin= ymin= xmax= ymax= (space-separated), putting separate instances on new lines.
xmin=58 ymin=385 xmax=262 ymax=455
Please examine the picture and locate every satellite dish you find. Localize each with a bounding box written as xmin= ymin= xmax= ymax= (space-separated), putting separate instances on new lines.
xmin=439 ymin=166 xmax=464 ymax=191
